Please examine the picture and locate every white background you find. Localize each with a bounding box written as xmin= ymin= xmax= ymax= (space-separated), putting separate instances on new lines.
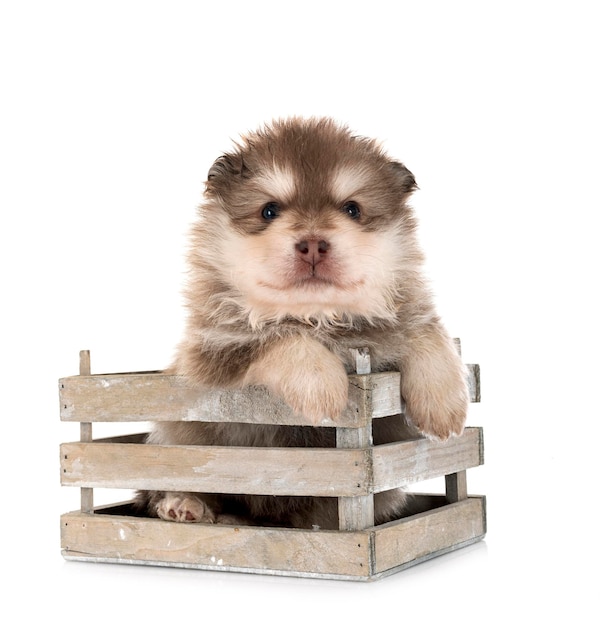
xmin=2 ymin=0 xmax=601 ymax=622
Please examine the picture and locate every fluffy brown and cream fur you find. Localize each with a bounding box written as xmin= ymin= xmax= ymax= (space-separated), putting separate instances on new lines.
xmin=137 ymin=117 xmax=468 ymax=529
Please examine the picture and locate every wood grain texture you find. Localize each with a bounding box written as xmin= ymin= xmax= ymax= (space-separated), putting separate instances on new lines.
xmin=336 ymin=422 xmax=375 ymax=531
xmin=372 ymin=427 xmax=484 ymax=492
xmin=59 ymin=366 xmax=479 ymax=425
xmin=61 ymin=441 xmax=371 ymax=496
xmin=78 ymin=350 xmax=93 ymax=513
xmin=373 ymin=497 xmax=486 ymax=574
xmin=60 ymin=496 xmax=486 ymax=580
xmin=61 ymin=511 xmax=371 ymax=578
xmin=61 ymin=428 xmax=483 ymax=499
xmin=467 ymin=363 xmax=481 ymax=403
xmin=60 ymin=373 xmax=369 ymax=427
xmin=446 ymin=470 xmax=468 ymax=503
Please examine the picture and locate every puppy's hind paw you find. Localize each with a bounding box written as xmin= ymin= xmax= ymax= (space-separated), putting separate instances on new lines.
xmin=156 ymin=493 xmax=216 ymax=523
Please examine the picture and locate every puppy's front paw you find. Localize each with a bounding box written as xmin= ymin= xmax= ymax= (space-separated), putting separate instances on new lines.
xmin=280 ymin=363 xmax=348 ymax=425
xmin=156 ymin=493 xmax=216 ymax=523
xmin=244 ymin=336 xmax=348 ymax=424
xmin=404 ymin=385 xmax=467 ymax=440
xmin=402 ymin=345 xmax=468 ymax=440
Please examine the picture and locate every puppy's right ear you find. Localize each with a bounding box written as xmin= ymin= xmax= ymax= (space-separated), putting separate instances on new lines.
xmin=206 ymin=153 xmax=249 ymax=192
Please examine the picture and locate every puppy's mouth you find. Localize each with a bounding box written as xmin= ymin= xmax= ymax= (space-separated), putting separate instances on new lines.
xmin=258 ymin=274 xmax=339 ymax=292
xmin=259 ymin=270 xmax=364 ymax=293
xmin=292 ymin=258 xmax=338 ymax=287
xmin=288 ymin=275 xmax=342 ymax=291
xmin=295 ymin=274 xmax=336 ymax=286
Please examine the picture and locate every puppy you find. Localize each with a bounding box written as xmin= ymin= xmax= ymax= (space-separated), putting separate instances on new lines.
xmin=137 ymin=117 xmax=468 ymax=529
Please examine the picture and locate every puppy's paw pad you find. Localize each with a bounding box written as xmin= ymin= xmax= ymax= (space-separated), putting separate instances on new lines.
xmin=156 ymin=495 xmax=216 ymax=523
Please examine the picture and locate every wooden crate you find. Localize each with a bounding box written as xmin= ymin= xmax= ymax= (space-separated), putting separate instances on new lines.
xmin=59 ymin=347 xmax=485 ymax=581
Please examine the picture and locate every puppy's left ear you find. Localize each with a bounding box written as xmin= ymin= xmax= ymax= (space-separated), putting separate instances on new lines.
xmin=390 ymin=161 xmax=418 ymax=196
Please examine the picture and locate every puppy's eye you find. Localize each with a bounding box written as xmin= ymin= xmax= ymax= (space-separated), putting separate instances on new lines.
xmin=261 ymin=202 xmax=280 ymax=221
xmin=342 ymin=201 xmax=361 ymax=220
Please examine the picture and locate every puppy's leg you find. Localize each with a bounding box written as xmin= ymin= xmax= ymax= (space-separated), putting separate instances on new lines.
xmin=400 ymin=324 xmax=468 ymax=440
xmin=244 ymin=335 xmax=348 ymax=424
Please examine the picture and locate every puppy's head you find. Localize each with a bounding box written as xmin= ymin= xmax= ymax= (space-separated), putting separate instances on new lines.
xmin=192 ymin=117 xmax=421 ymax=327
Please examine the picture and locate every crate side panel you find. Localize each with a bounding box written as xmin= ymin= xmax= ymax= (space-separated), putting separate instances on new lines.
xmin=373 ymin=427 xmax=483 ymax=491
xmin=59 ymin=366 xmax=477 ymax=426
xmin=60 ymin=442 xmax=370 ymax=497
xmin=60 ymin=374 xmax=367 ymax=427
xmin=374 ymin=496 xmax=486 ymax=573
xmin=61 ymin=512 xmax=371 ymax=578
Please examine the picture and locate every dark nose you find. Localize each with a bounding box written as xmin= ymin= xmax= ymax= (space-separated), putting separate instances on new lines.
xmin=295 ymin=239 xmax=330 ymax=264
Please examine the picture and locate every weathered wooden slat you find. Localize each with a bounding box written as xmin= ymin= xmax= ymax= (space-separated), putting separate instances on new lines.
xmin=78 ymin=349 xmax=94 ymax=514
xmin=59 ymin=374 xmax=372 ymax=427
xmin=372 ymin=427 xmax=484 ymax=492
xmin=61 ymin=427 xmax=482 ymax=498
xmin=61 ymin=511 xmax=371 ymax=579
xmin=348 ymin=372 xmax=403 ymax=419
xmin=61 ymin=442 xmax=371 ymax=497
xmin=337 ymin=349 xmax=376 ymax=531
xmin=467 ymin=363 xmax=481 ymax=403
xmin=59 ymin=365 xmax=479 ymax=426
xmin=336 ymin=425 xmax=374 ymax=530
xmin=446 ymin=470 xmax=468 ymax=503
xmin=349 ymin=347 xmax=371 ymax=374
xmin=60 ymin=496 xmax=486 ymax=580
xmin=373 ymin=496 xmax=486 ymax=575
